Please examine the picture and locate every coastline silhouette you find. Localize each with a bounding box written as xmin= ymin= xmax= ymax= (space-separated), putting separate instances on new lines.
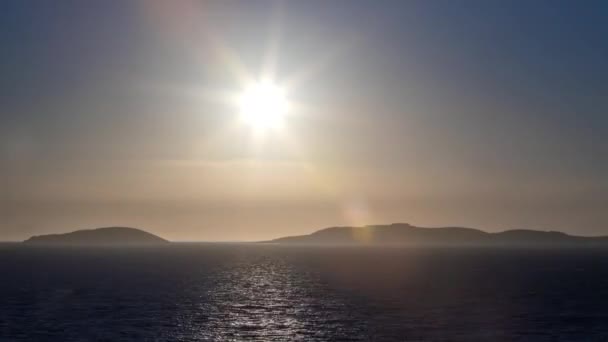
xmin=23 ymin=227 xmax=169 ymax=245
xmin=267 ymin=223 xmax=608 ymax=247
xmin=21 ymin=224 xmax=608 ymax=247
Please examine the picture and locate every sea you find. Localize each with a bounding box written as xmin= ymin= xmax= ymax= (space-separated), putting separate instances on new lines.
xmin=1 ymin=244 xmax=608 ymax=341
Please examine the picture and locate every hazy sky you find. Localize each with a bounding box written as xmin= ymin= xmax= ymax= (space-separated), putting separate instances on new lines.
xmin=2 ymin=0 xmax=607 ymax=241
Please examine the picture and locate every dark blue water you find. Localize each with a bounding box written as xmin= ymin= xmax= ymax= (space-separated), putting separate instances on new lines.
xmin=1 ymin=244 xmax=608 ymax=341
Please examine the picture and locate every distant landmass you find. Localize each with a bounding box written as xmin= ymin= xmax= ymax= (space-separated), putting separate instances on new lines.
xmin=268 ymin=223 xmax=608 ymax=247
xmin=23 ymin=227 xmax=169 ymax=245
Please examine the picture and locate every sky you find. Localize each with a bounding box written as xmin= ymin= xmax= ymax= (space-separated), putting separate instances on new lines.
xmin=1 ymin=0 xmax=607 ymax=241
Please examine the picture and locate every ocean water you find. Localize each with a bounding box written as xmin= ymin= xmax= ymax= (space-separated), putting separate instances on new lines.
xmin=1 ymin=244 xmax=608 ymax=341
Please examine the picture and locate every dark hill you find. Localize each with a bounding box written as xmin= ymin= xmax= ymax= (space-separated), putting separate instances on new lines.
xmin=268 ymin=223 xmax=608 ymax=247
xmin=23 ymin=227 xmax=169 ymax=245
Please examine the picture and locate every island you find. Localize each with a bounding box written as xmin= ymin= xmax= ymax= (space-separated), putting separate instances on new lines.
xmin=267 ymin=223 xmax=608 ymax=247
xmin=23 ymin=227 xmax=169 ymax=245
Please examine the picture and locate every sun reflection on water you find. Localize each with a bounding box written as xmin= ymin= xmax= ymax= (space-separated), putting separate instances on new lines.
xmin=201 ymin=256 xmax=310 ymax=340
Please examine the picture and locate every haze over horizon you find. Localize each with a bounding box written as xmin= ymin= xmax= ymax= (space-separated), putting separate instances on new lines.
xmin=2 ymin=0 xmax=607 ymax=241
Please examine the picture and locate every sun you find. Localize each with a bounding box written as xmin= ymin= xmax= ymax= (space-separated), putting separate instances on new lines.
xmin=238 ymin=79 xmax=289 ymax=130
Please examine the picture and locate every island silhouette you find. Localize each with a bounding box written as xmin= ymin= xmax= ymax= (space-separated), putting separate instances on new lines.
xmin=21 ymin=223 xmax=608 ymax=247
xmin=267 ymin=223 xmax=608 ymax=247
xmin=23 ymin=227 xmax=169 ymax=245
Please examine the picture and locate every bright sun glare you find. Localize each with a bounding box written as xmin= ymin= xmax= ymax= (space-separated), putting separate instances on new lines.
xmin=238 ymin=80 xmax=289 ymax=130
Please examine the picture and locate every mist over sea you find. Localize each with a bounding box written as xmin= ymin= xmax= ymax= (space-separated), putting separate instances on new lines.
xmin=2 ymin=244 xmax=608 ymax=341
